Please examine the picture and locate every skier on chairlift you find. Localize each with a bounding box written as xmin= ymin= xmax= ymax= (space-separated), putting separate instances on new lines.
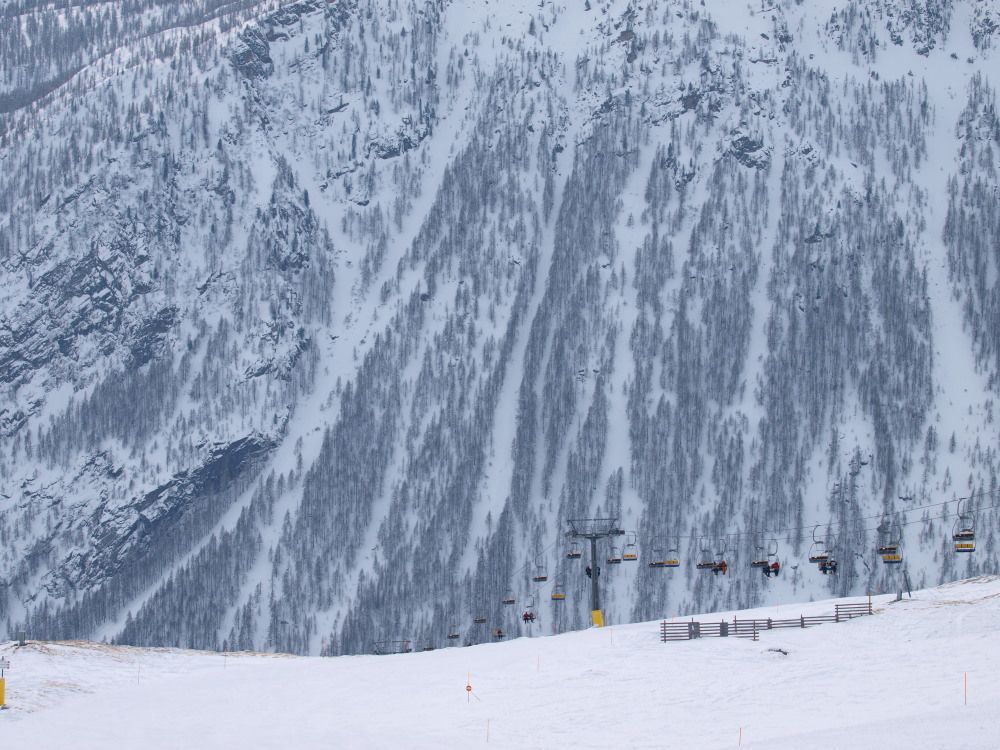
xmin=765 ymin=560 xmax=781 ymax=577
xmin=522 ymin=610 xmax=536 ymax=624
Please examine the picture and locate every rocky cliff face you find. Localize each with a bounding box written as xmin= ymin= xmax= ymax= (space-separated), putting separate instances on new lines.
xmin=1 ymin=0 xmax=998 ymax=654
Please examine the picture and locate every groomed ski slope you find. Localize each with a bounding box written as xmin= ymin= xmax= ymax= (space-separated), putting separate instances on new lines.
xmin=3 ymin=577 xmax=999 ymax=749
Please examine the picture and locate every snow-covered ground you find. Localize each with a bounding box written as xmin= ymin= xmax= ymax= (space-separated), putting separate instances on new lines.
xmin=2 ymin=576 xmax=998 ymax=749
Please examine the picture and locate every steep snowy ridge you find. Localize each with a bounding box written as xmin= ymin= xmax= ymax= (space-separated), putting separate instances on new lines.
xmin=1 ymin=0 xmax=998 ymax=655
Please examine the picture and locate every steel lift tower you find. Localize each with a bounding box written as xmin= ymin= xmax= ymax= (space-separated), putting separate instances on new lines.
xmin=566 ymin=518 xmax=625 ymax=627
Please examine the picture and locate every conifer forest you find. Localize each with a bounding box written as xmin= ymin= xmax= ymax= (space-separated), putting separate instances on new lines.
xmin=1 ymin=0 xmax=998 ymax=654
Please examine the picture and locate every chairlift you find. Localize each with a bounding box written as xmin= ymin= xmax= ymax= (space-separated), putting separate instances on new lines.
xmin=953 ymin=499 xmax=975 ymax=553
xmin=622 ymin=532 xmax=639 ymax=561
xmin=696 ymin=538 xmax=716 ymax=570
xmin=532 ymin=555 xmax=549 ymax=583
xmin=447 ymin=627 xmax=461 ymax=640
xmin=502 ymin=590 xmax=516 ymax=605
xmin=818 ymin=559 xmax=838 ymax=575
xmin=522 ymin=596 xmax=537 ymax=624
xmin=877 ymin=518 xmax=903 ymax=564
xmin=878 ymin=544 xmax=902 ymax=564
xmin=551 ymin=583 xmax=566 ymax=601
xmin=808 ymin=526 xmax=830 ymax=564
xmin=473 ymin=615 xmax=487 ymax=624
xmin=648 ymin=543 xmax=680 ymax=568
xmin=607 ymin=546 xmax=623 ymax=565
xmin=750 ymin=535 xmax=769 ymax=569
xmin=761 ymin=539 xmax=781 ymax=578
xmin=566 ymin=541 xmax=583 ymax=560
xmin=712 ymin=539 xmax=729 ymax=576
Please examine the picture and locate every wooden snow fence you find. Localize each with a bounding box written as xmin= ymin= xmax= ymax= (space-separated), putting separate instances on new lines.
xmin=660 ymin=601 xmax=873 ymax=643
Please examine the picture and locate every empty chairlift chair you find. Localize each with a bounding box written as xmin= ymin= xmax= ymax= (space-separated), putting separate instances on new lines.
xmin=551 ymin=583 xmax=566 ymax=602
xmin=622 ymin=532 xmax=639 ymax=562
xmin=566 ymin=541 xmax=583 ymax=560
xmin=953 ymin=500 xmax=976 ymax=553
xmin=649 ymin=544 xmax=680 ymax=568
xmin=607 ymin=546 xmax=623 ymax=565
xmin=502 ymin=590 xmax=516 ymax=605
xmin=532 ymin=556 xmax=549 ymax=583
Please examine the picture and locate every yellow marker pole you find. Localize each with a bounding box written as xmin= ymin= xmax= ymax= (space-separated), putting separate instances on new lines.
xmin=0 ymin=677 xmax=5 ymax=707
xmin=591 ymin=610 xmax=604 ymax=627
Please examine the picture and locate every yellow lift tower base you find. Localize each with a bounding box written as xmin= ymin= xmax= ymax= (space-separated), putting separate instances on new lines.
xmin=591 ymin=610 xmax=604 ymax=627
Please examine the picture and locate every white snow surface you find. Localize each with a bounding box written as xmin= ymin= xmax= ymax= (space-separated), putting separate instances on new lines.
xmin=3 ymin=576 xmax=999 ymax=749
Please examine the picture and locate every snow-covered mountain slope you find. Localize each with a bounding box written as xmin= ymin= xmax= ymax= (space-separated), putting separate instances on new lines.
xmin=1 ymin=0 xmax=999 ymax=654
xmin=3 ymin=576 xmax=1000 ymax=749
